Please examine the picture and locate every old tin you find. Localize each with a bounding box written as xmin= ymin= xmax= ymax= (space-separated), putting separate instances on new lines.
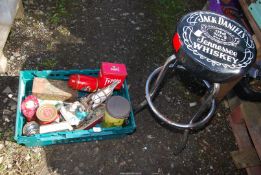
xmin=103 ymin=96 xmax=131 ymax=127
xmin=68 ymin=74 xmax=99 ymax=92
xmin=21 ymin=95 xmax=39 ymax=122
xmin=36 ymin=104 xmax=59 ymax=125
xmin=173 ymin=11 xmax=256 ymax=83
xmin=98 ymin=62 xmax=127 ymax=90
xmin=23 ymin=121 xmax=40 ymax=136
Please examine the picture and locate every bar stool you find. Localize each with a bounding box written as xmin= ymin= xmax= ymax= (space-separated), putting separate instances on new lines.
xmin=145 ymin=11 xmax=256 ymax=130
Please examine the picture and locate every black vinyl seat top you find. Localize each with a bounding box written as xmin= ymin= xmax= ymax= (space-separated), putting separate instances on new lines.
xmin=173 ymin=11 xmax=256 ymax=83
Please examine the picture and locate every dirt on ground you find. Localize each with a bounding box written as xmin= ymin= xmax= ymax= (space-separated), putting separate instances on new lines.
xmin=0 ymin=0 xmax=245 ymax=174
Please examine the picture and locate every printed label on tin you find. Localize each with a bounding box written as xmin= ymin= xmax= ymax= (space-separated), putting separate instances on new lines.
xmin=104 ymin=78 xmax=122 ymax=86
xmin=180 ymin=11 xmax=255 ymax=69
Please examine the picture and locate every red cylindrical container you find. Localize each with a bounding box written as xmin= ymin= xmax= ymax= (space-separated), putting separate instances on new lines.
xmin=21 ymin=95 xmax=39 ymax=122
xmin=68 ymin=74 xmax=99 ymax=92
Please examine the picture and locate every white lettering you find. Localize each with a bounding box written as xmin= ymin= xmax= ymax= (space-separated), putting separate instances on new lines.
xmin=198 ymin=38 xmax=237 ymax=57
xmin=217 ymin=16 xmax=245 ymax=38
xmin=193 ymin=42 xmax=238 ymax=64
xmin=104 ymin=78 xmax=121 ymax=86
xmin=193 ymin=42 xmax=203 ymax=50
xmin=199 ymin=14 xmax=217 ymax=23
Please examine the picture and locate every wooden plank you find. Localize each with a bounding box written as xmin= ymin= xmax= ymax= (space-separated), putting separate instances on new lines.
xmin=226 ymin=95 xmax=241 ymax=111
xmin=231 ymin=105 xmax=245 ymax=124
xmin=241 ymin=102 xmax=261 ymax=159
xmin=253 ymin=35 xmax=261 ymax=59
xmin=239 ymin=0 xmax=261 ymax=44
xmin=229 ymin=114 xmax=253 ymax=149
xmin=231 ymin=149 xmax=261 ymax=169
xmin=228 ymin=113 xmax=261 ymax=174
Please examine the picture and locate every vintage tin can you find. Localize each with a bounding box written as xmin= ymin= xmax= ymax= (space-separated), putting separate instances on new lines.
xmin=21 ymin=95 xmax=39 ymax=122
xmin=68 ymin=74 xmax=99 ymax=92
xmin=23 ymin=121 xmax=40 ymax=136
xmin=36 ymin=104 xmax=59 ymax=125
xmin=103 ymin=96 xmax=131 ymax=127
xmin=98 ymin=62 xmax=127 ymax=90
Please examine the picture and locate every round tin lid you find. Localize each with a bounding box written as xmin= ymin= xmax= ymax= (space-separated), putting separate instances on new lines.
xmin=174 ymin=11 xmax=256 ymax=81
xmin=23 ymin=121 xmax=40 ymax=136
xmin=106 ymin=96 xmax=131 ymax=119
xmin=36 ymin=104 xmax=58 ymax=122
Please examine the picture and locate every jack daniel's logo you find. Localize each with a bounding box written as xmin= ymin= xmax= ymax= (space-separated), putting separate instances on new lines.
xmin=196 ymin=14 xmax=246 ymax=38
xmin=181 ymin=11 xmax=255 ymax=69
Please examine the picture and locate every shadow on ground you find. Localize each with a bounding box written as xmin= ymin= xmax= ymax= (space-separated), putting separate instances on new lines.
xmin=0 ymin=76 xmax=18 ymax=142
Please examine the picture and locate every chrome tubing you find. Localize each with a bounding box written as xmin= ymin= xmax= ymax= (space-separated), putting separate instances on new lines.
xmin=145 ymin=56 xmax=218 ymax=130
xmin=134 ymin=55 xmax=177 ymax=114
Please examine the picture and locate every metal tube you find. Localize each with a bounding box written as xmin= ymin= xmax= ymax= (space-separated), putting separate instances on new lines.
xmin=150 ymin=54 xmax=177 ymax=97
xmin=134 ymin=55 xmax=177 ymax=114
xmin=145 ymin=65 xmax=217 ymax=130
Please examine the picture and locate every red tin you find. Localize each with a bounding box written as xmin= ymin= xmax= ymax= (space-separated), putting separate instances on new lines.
xmin=21 ymin=95 xmax=39 ymax=122
xmin=68 ymin=74 xmax=99 ymax=92
xmin=98 ymin=62 xmax=127 ymax=90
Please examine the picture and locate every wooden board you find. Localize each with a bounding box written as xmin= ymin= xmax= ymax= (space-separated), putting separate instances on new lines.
xmin=229 ymin=114 xmax=253 ymax=150
xmin=231 ymin=149 xmax=261 ymax=169
xmin=229 ymin=111 xmax=261 ymax=174
xmin=241 ymin=102 xmax=261 ymax=159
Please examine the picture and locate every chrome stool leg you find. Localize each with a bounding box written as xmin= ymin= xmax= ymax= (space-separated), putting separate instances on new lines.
xmin=145 ymin=55 xmax=220 ymax=130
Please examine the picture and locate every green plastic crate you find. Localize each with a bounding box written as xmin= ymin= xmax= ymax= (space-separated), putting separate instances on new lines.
xmin=14 ymin=69 xmax=136 ymax=147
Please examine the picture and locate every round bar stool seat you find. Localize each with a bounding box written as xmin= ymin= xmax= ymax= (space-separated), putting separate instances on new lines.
xmin=144 ymin=11 xmax=257 ymax=130
xmin=173 ymin=11 xmax=256 ymax=83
